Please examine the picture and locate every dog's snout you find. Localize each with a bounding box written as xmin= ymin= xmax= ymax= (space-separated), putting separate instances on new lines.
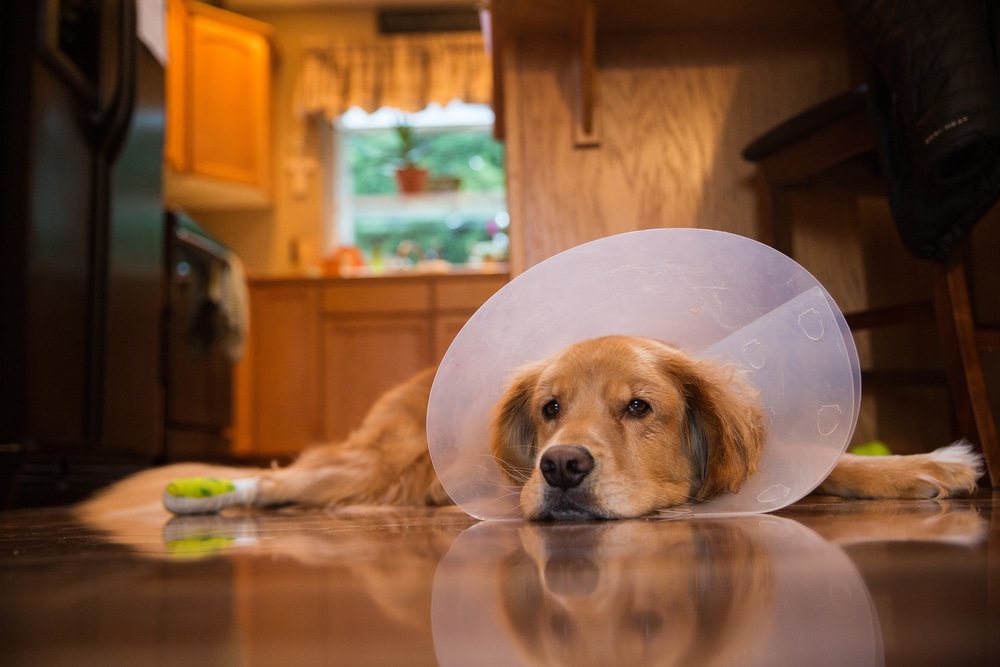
xmin=540 ymin=445 xmax=594 ymax=490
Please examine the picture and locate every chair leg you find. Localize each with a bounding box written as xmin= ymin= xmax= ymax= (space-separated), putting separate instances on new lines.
xmin=934 ymin=252 xmax=1000 ymax=487
xmin=762 ymin=182 xmax=794 ymax=256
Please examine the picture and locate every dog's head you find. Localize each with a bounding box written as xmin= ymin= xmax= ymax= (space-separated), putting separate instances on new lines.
xmin=490 ymin=336 xmax=764 ymax=520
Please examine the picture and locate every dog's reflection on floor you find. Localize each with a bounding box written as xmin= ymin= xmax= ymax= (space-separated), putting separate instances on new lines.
xmin=433 ymin=505 xmax=986 ymax=667
xmin=73 ymin=497 xmax=986 ymax=667
xmin=496 ymin=521 xmax=773 ymax=667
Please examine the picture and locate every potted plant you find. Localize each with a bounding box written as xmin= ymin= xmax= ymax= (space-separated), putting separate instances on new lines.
xmin=393 ymin=120 xmax=429 ymax=194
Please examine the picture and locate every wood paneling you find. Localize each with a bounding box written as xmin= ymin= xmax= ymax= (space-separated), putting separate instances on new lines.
xmin=501 ymin=29 xmax=855 ymax=275
xmin=489 ymin=0 xmax=847 ymax=144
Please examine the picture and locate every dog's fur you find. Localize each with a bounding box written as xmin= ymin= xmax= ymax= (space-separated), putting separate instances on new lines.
xmin=85 ymin=335 xmax=983 ymax=520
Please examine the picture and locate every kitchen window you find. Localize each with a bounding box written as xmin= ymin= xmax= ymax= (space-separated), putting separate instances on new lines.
xmin=330 ymin=101 xmax=508 ymax=272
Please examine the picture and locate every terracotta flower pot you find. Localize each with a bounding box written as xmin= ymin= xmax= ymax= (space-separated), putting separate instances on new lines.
xmin=395 ymin=165 xmax=429 ymax=194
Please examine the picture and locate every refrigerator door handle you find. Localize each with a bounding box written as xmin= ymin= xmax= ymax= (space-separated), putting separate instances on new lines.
xmin=95 ymin=0 xmax=137 ymax=160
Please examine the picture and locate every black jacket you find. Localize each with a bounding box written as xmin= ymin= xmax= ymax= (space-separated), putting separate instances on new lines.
xmin=837 ymin=0 xmax=1000 ymax=261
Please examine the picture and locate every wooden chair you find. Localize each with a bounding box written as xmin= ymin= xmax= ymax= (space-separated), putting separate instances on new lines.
xmin=742 ymin=86 xmax=1000 ymax=487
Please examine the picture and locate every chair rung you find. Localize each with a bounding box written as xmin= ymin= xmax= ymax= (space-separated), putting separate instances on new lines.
xmin=860 ymin=369 xmax=947 ymax=387
xmin=845 ymin=301 xmax=936 ymax=330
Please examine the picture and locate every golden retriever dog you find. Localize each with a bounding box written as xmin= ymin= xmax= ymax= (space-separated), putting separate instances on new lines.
xmin=489 ymin=336 xmax=983 ymax=520
xmin=91 ymin=335 xmax=983 ymax=519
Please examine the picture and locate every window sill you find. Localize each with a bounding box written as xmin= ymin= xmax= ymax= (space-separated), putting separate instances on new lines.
xmin=351 ymin=191 xmax=507 ymax=220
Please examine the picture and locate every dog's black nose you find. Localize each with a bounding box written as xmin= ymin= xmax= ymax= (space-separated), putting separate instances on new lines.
xmin=540 ymin=445 xmax=594 ymax=490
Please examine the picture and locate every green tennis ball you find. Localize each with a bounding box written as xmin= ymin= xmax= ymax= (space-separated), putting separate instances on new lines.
xmin=166 ymin=536 xmax=236 ymax=558
xmin=165 ymin=477 xmax=236 ymax=499
xmin=849 ymin=441 xmax=893 ymax=457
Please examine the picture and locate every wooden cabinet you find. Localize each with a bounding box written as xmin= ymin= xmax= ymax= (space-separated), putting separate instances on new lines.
xmin=164 ymin=0 xmax=272 ymax=209
xmin=244 ymin=283 xmax=321 ymax=457
xmin=238 ymin=273 xmax=508 ymax=457
xmin=431 ymin=275 xmax=507 ymax=358
xmin=319 ymin=279 xmax=433 ymax=441
xmin=321 ymin=317 xmax=433 ymax=441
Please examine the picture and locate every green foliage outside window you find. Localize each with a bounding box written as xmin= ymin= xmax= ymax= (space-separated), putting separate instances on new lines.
xmin=342 ymin=126 xmax=508 ymax=267
xmin=345 ymin=128 xmax=505 ymax=195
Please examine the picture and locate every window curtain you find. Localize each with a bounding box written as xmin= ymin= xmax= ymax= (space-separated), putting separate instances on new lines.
xmin=293 ymin=33 xmax=492 ymax=119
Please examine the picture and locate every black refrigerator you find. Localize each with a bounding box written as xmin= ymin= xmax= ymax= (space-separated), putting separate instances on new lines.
xmin=1 ymin=0 xmax=168 ymax=507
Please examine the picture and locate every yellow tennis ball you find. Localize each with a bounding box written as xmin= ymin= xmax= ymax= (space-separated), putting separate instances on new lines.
xmin=849 ymin=441 xmax=892 ymax=457
xmin=165 ymin=477 xmax=236 ymax=498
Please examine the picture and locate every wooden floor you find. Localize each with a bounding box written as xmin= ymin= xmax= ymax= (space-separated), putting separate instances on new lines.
xmin=1 ymin=492 xmax=998 ymax=666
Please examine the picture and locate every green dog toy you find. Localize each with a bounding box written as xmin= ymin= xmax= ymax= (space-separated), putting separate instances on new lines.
xmin=163 ymin=477 xmax=259 ymax=515
xmin=849 ymin=441 xmax=893 ymax=457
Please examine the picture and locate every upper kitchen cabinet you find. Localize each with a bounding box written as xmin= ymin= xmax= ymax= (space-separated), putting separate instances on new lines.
xmin=164 ymin=0 xmax=273 ymax=209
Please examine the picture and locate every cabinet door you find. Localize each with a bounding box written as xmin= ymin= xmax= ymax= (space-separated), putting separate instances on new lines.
xmin=186 ymin=6 xmax=270 ymax=187
xmin=433 ymin=314 xmax=473 ymax=362
xmin=321 ymin=317 xmax=432 ymax=441
xmin=164 ymin=0 xmax=187 ymax=173
xmin=431 ymin=274 xmax=508 ymax=361
xmin=189 ymin=15 xmax=270 ymax=185
xmin=250 ymin=285 xmax=320 ymax=455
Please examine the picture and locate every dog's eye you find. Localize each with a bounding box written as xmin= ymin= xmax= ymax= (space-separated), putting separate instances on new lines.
xmin=626 ymin=399 xmax=651 ymax=417
xmin=542 ymin=400 xmax=560 ymax=420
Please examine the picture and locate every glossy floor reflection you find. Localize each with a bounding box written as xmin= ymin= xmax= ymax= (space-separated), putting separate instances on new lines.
xmin=1 ymin=493 xmax=998 ymax=666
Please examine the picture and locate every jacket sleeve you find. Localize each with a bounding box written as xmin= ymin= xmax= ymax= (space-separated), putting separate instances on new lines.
xmin=836 ymin=0 xmax=1000 ymax=261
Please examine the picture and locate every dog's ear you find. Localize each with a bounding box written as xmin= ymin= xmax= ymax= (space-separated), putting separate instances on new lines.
xmin=663 ymin=350 xmax=764 ymax=500
xmin=490 ymin=362 xmax=543 ymax=485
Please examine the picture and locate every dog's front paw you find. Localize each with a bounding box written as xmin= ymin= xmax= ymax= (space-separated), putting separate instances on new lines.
xmin=163 ymin=477 xmax=260 ymax=515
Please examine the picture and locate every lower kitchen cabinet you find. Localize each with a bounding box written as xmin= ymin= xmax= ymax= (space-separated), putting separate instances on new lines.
xmin=321 ymin=316 xmax=432 ymax=441
xmin=238 ymin=272 xmax=507 ymax=458
xmin=243 ymin=282 xmax=321 ymax=458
